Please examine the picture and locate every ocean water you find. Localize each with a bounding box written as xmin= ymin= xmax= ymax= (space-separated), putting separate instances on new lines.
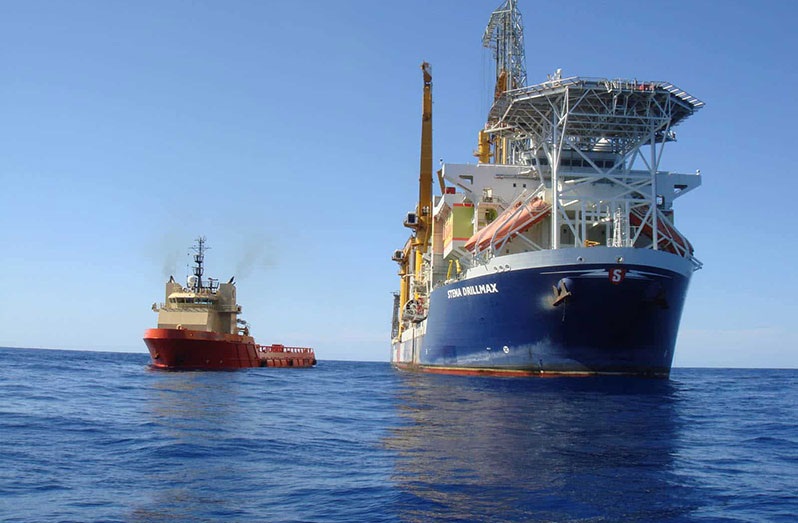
xmin=0 ymin=348 xmax=796 ymax=522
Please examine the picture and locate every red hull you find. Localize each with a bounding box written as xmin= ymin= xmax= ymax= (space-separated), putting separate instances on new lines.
xmin=143 ymin=328 xmax=316 ymax=370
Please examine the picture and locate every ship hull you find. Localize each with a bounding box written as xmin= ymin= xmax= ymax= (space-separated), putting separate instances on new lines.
xmin=144 ymin=329 xmax=316 ymax=370
xmin=392 ymin=247 xmax=693 ymax=378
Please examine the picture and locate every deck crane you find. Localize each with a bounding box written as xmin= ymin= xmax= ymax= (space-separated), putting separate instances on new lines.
xmin=415 ymin=62 xmax=434 ymax=258
xmin=394 ymin=63 xmax=434 ymax=338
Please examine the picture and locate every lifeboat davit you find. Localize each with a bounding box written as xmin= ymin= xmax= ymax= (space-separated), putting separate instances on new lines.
xmin=629 ymin=206 xmax=693 ymax=256
xmin=465 ymin=198 xmax=551 ymax=253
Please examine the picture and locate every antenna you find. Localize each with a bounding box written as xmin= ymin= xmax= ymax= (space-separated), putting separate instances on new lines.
xmin=191 ymin=236 xmax=209 ymax=291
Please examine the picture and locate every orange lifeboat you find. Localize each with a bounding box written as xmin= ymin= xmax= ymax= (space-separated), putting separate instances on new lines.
xmin=465 ymin=198 xmax=551 ymax=253
xmin=629 ymin=206 xmax=693 ymax=256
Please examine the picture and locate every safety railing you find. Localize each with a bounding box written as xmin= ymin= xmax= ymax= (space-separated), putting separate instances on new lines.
xmin=153 ymin=302 xmax=239 ymax=312
xmin=257 ymin=345 xmax=315 ymax=354
xmin=500 ymin=76 xmax=704 ymax=107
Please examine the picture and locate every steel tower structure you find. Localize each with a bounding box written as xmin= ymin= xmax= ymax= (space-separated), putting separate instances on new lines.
xmin=484 ymin=77 xmax=704 ymax=265
xmin=483 ymin=0 xmax=526 ymax=94
xmin=482 ymin=0 xmax=527 ymax=165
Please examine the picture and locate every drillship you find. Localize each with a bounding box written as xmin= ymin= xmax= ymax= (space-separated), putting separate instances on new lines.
xmin=144 ymin=237 xmax=316 ymax=369
xmin=390 ymin=0 xmax=704 ymax=377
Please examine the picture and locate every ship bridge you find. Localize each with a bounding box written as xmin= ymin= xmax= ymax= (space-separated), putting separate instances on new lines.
xmin=167 ymin=292 xmax=219 ymax=306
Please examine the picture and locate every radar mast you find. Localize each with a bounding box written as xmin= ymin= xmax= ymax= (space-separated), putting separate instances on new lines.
xmin=191 ymin=236 xmax=207 ymax=292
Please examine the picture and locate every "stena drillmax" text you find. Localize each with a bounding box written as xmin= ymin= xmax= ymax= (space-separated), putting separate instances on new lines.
xmin=447 ymin=283 xmax=499 ymax=299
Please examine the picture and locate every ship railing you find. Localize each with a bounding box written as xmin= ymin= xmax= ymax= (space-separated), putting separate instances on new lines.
xmin=256 ymin=345 xmax=315 ymax=354
xmin=506 ymin=76 xmax=701 ymax=100
xmin=154 ymin=302 xmax=239 ymax=312
xmin=494 ymin=77 xmax=704 ymax=120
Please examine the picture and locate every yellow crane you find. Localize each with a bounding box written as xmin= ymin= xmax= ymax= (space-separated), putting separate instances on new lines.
xmin=415 ymin=62 xmax=433 ymax=258
xmin=397 ymin=62 xmax=434 ymax=338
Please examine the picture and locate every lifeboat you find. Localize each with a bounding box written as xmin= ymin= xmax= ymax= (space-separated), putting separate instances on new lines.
xmin=630 ymin=206 xmax=694 ymax=256
xmin=465 ymin=198 xmax=551 ymax=253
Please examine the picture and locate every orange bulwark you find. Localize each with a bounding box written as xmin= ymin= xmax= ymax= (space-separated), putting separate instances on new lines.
xmin=256 ymin=344 xmax=316 ymax=369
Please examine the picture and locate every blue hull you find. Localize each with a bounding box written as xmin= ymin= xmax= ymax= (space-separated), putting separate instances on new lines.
xmin=402 ymin=259 xmax=690 ymax=377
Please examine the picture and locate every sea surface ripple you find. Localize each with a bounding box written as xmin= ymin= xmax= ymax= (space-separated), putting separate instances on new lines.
xmin=0 ymin=347 xmax=796 ymax=522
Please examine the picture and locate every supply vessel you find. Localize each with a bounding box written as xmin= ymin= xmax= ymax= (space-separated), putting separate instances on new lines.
xmin=144 ymin=237 xmax=316 ymax=370
xmin=390 ymin=0 xmax=704 ymax=377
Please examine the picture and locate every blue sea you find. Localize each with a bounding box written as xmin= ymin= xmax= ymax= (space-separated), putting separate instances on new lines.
xmin=0 ymin=348 xmax=796 ymax=522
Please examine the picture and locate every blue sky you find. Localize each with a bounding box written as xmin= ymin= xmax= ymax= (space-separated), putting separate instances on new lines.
xmin=1 ymin=1 xmax=796 ymax=367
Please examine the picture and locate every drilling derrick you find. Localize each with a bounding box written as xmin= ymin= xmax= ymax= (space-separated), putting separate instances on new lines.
xmin=483 ymin=0 xmax=526 ymax=95
xmin=481 ymin=0 xmax=527 ymax=164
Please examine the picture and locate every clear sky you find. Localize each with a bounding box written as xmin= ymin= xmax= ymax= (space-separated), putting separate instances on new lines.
xmin=1 ymin=1 xmax=796 ymax=367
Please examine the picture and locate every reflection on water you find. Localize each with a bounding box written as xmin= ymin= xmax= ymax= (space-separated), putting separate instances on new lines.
xmin=3 ymin=350 xmax=792 ymax=521
xmin=130 ymin=371 xmax=252 ymax=522
xmin=385 ymin=373 xmax=698 ymax=521
xmin=146 ymin=370 xmax=243 ymax=431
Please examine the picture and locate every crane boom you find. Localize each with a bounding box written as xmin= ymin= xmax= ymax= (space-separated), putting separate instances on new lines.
xmin=415 ymin=62 xmax=433 ymax=254
xmin=395 ymin=63 xmax=435 ymax=338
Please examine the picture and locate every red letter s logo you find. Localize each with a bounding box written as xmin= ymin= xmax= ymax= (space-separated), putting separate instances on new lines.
xmin=609 ymin=268 xmax=626 ymax=284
